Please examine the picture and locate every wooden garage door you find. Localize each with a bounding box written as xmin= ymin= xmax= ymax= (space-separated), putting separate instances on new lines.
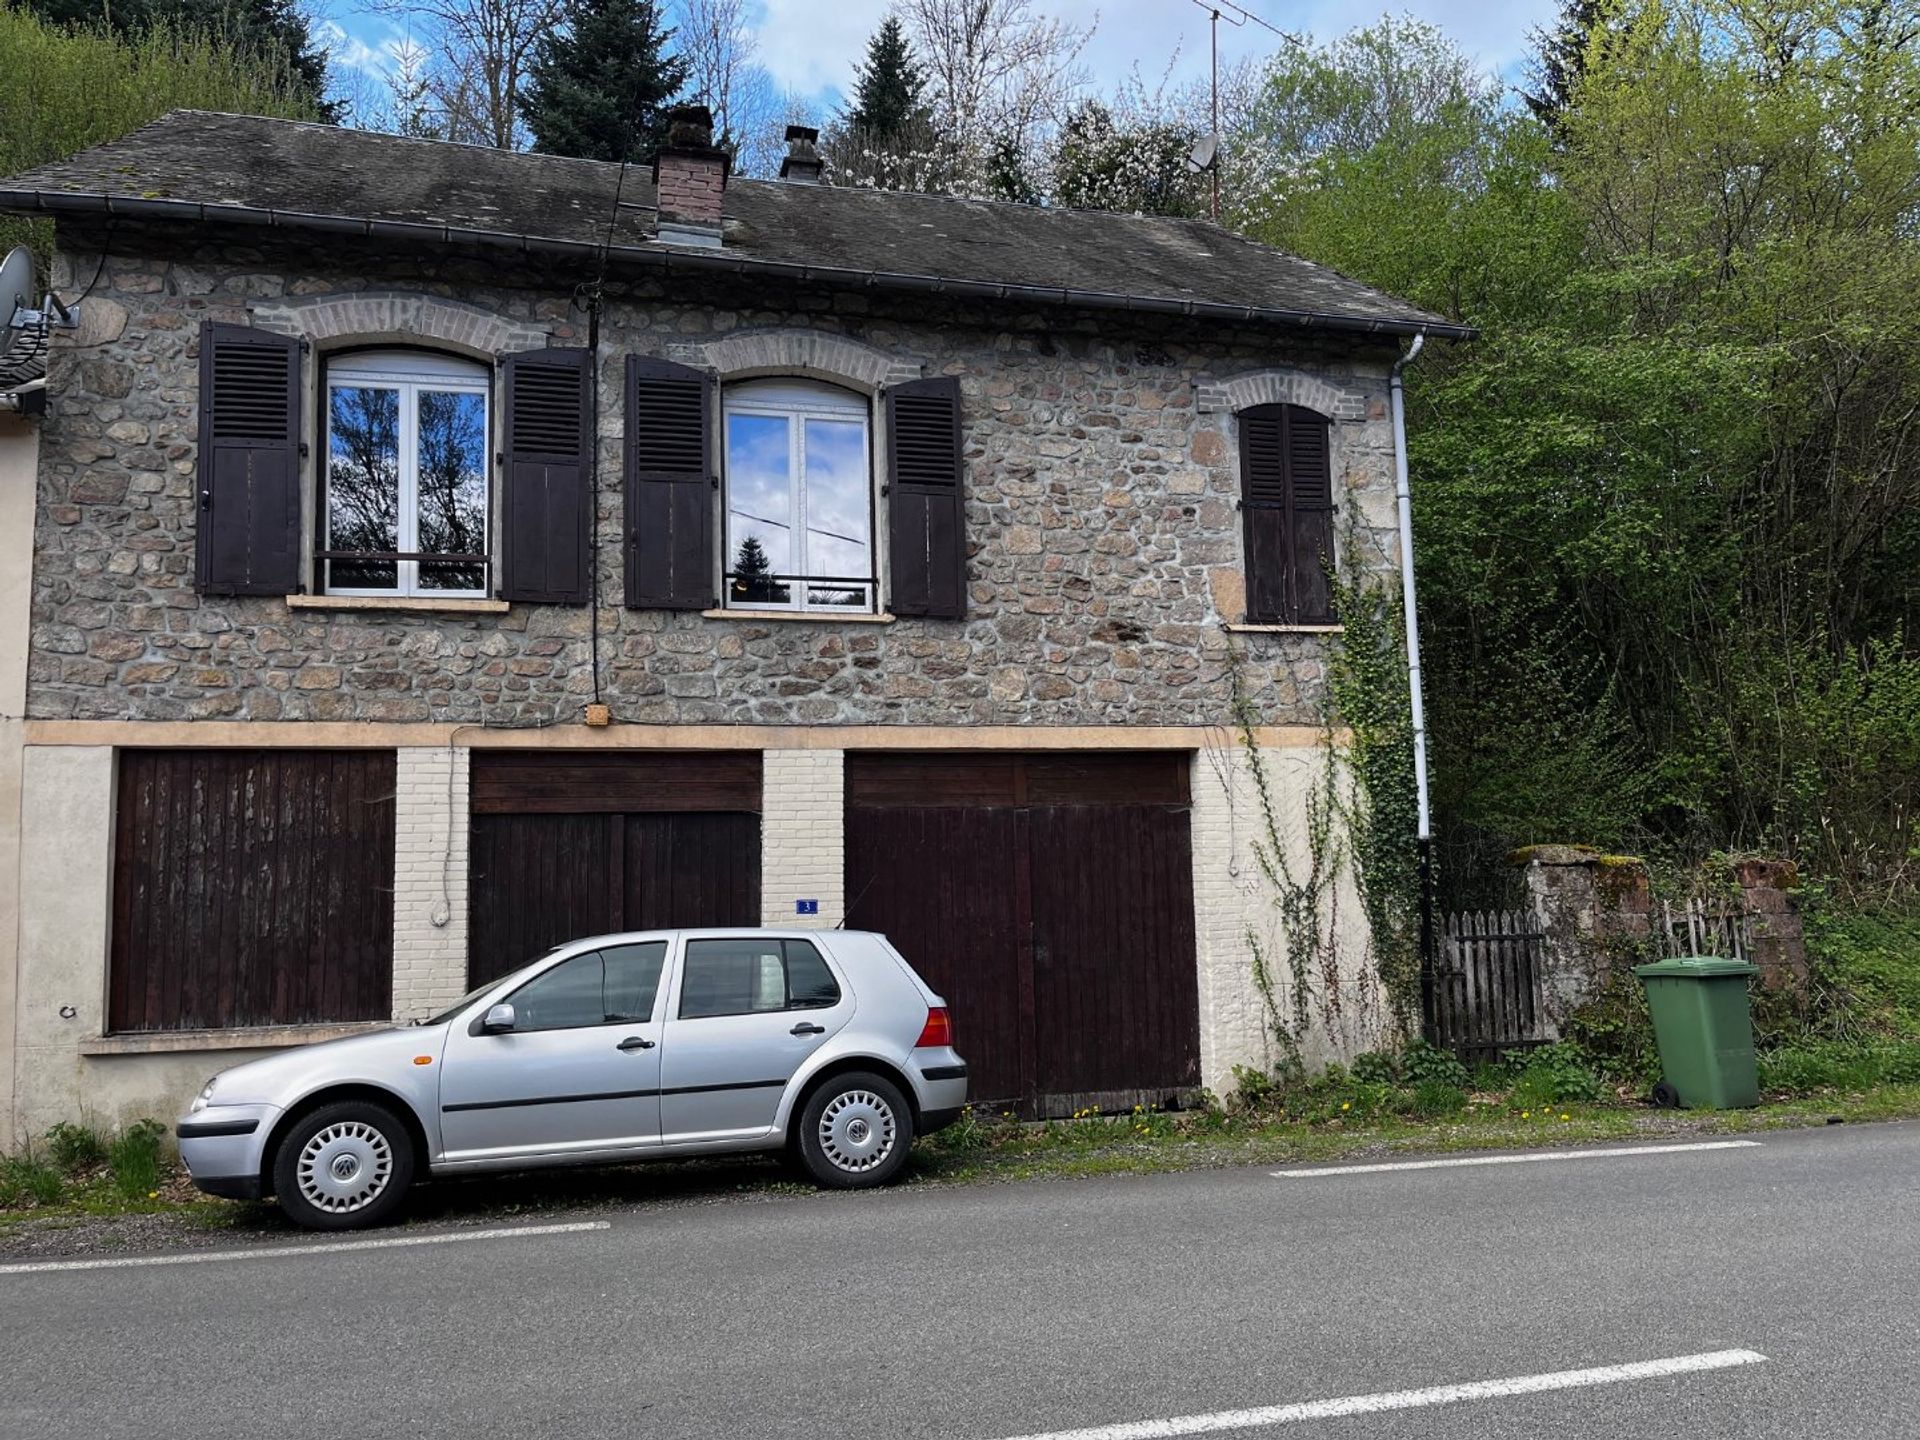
xmin=467 ymin=752 xmax=762 ymax=985
xmin=110 ymin=750 xmax=396 ymax=1032
xmin=845 ymin=753 xmax=1199 ymax=1116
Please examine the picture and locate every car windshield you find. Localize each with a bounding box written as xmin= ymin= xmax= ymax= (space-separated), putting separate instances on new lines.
xmin=416 ymin=948 xmax=563 ymax=1026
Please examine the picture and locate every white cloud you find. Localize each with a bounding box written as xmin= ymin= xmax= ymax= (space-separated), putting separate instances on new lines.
xmin=316 ymin=16 xmax=413 ymax=78
xmin=753 ymin=0 xmax=886 ymax=101
xmin=750 ymin=0 xmax=1558 ymax=109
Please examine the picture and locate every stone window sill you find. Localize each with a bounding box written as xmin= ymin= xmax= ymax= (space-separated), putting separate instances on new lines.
xmin=702 ymin=608 xmax=896 ymax=625
xmin=1224 ymin=622 xmax=1346 ymax=635
xmin=80 ymin=1022 xmax=391 ymax=1056
xmin=286 ymin=594 xmax=510 ymax=615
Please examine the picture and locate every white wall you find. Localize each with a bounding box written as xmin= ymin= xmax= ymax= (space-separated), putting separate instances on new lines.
xmin=1190 ymin=741 xmax=1393 ymax=1096
xmin=0 ymin=414 xmax=36 ymax=1151
xmin=392 ymin=745 xmax=471 ymax=1021
xmin=761 ymin=749 xmax=845 ymax=928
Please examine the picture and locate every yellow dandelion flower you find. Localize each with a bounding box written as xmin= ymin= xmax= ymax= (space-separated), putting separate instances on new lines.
xmin=1340 ymin=1101 xmax=1351 ymax=1111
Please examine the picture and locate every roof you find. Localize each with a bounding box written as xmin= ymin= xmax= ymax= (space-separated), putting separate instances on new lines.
xmin=0 ymin=111 xmax=1471 ymax=341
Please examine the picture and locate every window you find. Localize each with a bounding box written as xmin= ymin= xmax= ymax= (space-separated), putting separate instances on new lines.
xmin=1237 ymin=402 xmax=1336 ymax=625
xmin=506 ymin=942 xmax=668 ymax=1032
xmin=678 ymin=938 xmax=842 ymax=1019
xmin=722 ymin=380 xmax=874 ymax=612
xmin=324 ymin=349 xmax=490 ymax=597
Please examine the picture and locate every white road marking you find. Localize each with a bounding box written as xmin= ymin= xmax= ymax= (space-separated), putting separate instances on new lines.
xmin=994 ymin=1350 xmax=1768 ymax=1440
xmin=1272 ymin=1139 xmax=1762 ymax=1178
xmin=0 ymin=1220 xmax=612 ymax=1275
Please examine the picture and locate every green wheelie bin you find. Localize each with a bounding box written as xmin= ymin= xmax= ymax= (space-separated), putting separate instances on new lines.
xmin=1631 ymin=956 xmax=1761 ymax=1108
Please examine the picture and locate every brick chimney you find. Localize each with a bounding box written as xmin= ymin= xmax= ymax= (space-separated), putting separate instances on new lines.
xmin=652 ymin=104 xmax=730 ymax=248
xmin=779 ymin=124 xmax=824 ymax=184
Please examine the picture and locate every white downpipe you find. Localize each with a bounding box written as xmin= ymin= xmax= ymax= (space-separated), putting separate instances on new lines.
xmin=1389 ymin=333 xmax=1430 ymax=841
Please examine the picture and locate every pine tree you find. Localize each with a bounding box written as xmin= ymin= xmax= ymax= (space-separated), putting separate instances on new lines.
xmin=730 ymin=535 xmax=783 ymax=604
xmin=521 ymin=0 xmax=688 ymax=163
xmin=1523 ymin=0 xmax=1610 ymax=137
xmin=386 ymin=38 xmax=442 ymax=139
xmin=846 ymin=16 xmax=925 ymax=144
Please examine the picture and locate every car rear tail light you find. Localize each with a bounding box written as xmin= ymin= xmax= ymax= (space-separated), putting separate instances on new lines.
xmin=915 ymin=1006 xmax=953 ymax=1049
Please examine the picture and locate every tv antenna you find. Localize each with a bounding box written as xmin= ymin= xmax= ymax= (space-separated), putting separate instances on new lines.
xmin=1185 ymin=0 xmax=1303 ymax=223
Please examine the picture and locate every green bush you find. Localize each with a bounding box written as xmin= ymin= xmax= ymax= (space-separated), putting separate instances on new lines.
xmin=107 ymin=1119 xmax=167 ymax=1200
xmin=1803 ymin=905 xmax=1920 ymax=1042
xmin=1409 ymin=1079 xmax=1469 ymax=1117
xmin=1228 ymin=1063 xmax=1283 ymax=1113
xmin=43 ymin=1122 xmax=106 ymax=1176
xmin=0 ymin=1152 xmax=66 ymax=1208
xmin=1759 ymin=1039 xmax=1920 ymax=1094
xmin=1509 ymin=1043 xmax=1607 ymax=1107
xmin=1563 ymin=968 xmax=1662 ymax=1086
xmin=1401 ymin=1040 xmax=1471 ymax=1090
xmin=1350 ymin=1050 xmax=1401 ymax=1085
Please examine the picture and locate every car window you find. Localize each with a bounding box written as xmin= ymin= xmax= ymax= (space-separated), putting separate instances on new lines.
xmin=785 ymin=941 xmax=840 ymax=1009
xmin=678 ymin=938 xmax=842 ymax=1019
xmin=604 ymin=942 xmax=668 ymax=1023
xmin=508 ymin=942 xmax=667 ymax=1032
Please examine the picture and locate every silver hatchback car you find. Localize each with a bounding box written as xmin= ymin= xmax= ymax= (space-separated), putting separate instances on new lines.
xmin=175 ymin=929 xmax=968 ymax=1230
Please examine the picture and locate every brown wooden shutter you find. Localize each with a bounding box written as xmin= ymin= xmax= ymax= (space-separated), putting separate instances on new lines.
xmin=501 ymin=348 xmax=592 ymax=603
xmin=625 ymin=357 xmax=715 ymax=609
xmin=1283 ymin=405 xmax=1336 ymax=624
xmin=885 ymin=376 xmax=966 ymax=619
xmin=1239 ymin=402 xmax=1335 ymax=624
xmin=195 ymin=322 xmax=301 ymax=596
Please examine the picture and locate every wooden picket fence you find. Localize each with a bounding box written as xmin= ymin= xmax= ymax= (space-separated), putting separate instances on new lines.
xmin=1429 ymin=909 xmax=1554 ymax=1062
xmin=1655 ymin=899 xmax=1752 ymax=962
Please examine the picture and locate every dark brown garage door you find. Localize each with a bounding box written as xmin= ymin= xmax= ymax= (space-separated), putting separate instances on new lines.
xmin=468 ymin=751 xmax=762 ymax=985
xmin=845 ymin=753 xmax=1199 ymax=1116
xmin=110 ymin=749 xmax=396 ymax=1032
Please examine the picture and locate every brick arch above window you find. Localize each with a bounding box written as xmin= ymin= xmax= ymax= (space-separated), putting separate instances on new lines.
xmin=1198 ymin=369 xmax=1369 ymax=422
xmin=251 ymin=293 xmax=549 ymax=358
xmin=702 ymin=329 xmax=922 ymax=393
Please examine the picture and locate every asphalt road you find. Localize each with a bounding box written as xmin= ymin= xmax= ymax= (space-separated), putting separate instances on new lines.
xmin=3 ymin=1122 xmax=1918 ymax=1439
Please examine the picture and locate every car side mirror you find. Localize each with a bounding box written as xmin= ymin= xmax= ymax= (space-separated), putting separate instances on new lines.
xmin=481 ymin=1002 xmax=516 ymax=1034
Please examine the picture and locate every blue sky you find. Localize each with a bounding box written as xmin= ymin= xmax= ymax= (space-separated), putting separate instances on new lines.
xmin=317 ymin=0 xmax=1561 ymax=120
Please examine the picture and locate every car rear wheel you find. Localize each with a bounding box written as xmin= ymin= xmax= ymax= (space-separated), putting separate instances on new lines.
xmin=271 ymin=1100 xmax=415 ymax=1231
xmin=795 ymin=1071 xmax=914 ymax=1189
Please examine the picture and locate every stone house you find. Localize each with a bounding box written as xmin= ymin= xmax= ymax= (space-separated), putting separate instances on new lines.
xmin=0 ymin=108 xmax=1465 ymax=1146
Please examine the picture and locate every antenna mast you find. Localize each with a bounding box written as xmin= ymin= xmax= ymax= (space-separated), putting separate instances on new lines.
xmin=1185 ymin=0 xmax=1303 ymax=223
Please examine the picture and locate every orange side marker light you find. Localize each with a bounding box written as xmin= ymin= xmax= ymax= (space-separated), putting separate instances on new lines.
xmin=413 ymin=1056 xmax=433 ymax=1066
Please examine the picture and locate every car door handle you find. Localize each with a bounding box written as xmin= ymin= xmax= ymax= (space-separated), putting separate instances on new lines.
xmin=616 ymin=1036 xmax=655 ymax=1052
xmin=790 ymin=1022 xmax=826 ymax=1036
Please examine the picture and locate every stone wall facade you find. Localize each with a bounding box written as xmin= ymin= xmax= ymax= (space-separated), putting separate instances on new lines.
xmin=29 ymin=221 xmax=1406 ymax=731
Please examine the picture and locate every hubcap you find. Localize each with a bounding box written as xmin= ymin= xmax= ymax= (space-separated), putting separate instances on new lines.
xmin=297 ymin=1121 xmax=393 ymax=1214
xmin=818 ymin=1089 xmax=895 ymax=1173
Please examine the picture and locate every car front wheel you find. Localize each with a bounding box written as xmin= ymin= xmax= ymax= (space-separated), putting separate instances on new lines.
xmin=271 ymin=1100 xmax=415 ymax=1230
xmin=795 ymin=1071 xmax=915 ymax=1189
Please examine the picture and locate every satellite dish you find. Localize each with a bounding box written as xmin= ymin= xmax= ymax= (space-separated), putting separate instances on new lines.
xmin=0 ymin=246 xmax=34 ymax=362
xmin=1187 ymin=133 xmax=1219 ymax=174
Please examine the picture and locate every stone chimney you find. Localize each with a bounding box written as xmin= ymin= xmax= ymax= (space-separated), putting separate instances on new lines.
xmin=779 ymin=124 xmax=824 ymax=184
xmin=652 ymin=104 xmax=730 ymax=247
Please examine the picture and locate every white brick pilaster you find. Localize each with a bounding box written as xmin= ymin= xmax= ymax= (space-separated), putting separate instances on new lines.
xmin=392 ymin=745 xmax=470 ymax=1021
xmin=761 ymin=749 xmax=845 ymax=929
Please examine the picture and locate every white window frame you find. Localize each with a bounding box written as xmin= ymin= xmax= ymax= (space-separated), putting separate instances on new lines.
xmin=322 ymin=349 xmax=492 ymax=599
xmin=721 ymin=379 xmax=876 ymax=614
